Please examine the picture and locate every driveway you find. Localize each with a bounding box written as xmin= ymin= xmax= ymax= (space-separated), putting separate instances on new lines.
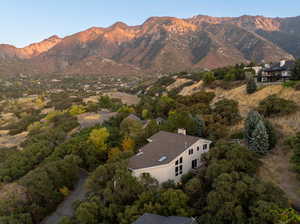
xmin=41 ymin=170 xmax=88 ymax=224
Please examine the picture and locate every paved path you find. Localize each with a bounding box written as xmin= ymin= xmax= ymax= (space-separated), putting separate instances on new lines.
xmin=41 ymin=170 xmax=88 ymax=224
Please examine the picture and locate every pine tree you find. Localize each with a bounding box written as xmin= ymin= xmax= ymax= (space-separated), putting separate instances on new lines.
xmin=250 ymin=120 xmax=269 ymax=154
xmin=245 ymin=110 xmax=263 ymax=145
xmin=246 ymin=77 xmax=257 ymax=94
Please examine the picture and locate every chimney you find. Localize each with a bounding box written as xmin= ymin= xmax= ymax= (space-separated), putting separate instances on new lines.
xmin=280 ymin=60 xmax=286 ymax=67
xmin=178 ymin=128 xmax=186 ymax=135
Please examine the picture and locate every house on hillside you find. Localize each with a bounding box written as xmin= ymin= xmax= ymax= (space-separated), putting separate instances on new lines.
xmin=128 ymin=129 xmax=212 ymax=184
xmin=132 ymin=213 xmax=198 ymax=224
xmin=258 ymin=60 xmax=295 ymax=82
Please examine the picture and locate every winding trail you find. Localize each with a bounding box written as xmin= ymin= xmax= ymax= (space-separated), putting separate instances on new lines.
xmin=41 ymin=170 xmax=88 ymax=224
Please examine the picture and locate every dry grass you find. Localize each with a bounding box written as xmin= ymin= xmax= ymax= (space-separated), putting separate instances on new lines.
xmin=211 ymin=85 xmax=300 ymax=131
xmin=179 ymin=80 xmax=204 ymax=96
xmin=77 ymin=112 xmax=117 ymax=129
xmin=103 ymin=92 xmax=140 ymax=105
xmin=259 ymin=146 xmax=300 ymax=208
xmin=83 ymin=95 xmax=99 ymax=104
xmin=0 ymin=183 xmax=28 ymax=202
xmin=166 ymin=78 xmax=191 ymax=92
xmin=0 ymin=131 xmax=28 ymax=149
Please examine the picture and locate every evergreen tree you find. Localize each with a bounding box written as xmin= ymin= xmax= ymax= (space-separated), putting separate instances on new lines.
xmin=246 ymin=77 xmax=257 ymax=94
xmin=245 ymin=110 xmax=263 ymax=146
xmin=249 ymin=120 xmax=269 ymax=154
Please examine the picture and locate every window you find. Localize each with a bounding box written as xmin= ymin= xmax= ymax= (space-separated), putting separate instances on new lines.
xmin=203 ymin=144 xmax=208 ymax=150
xmin=179 ymin=165 xmax=183 ymax=174
xmin=175 ymin=158 xmax=183 ymax=176
xmin=188 ymin=149 xmax=193 ymax=155
xmin=197 ymin=146 xmax=199 ymax=151
xmin=192 ymin=159 xmax=198 ymax=169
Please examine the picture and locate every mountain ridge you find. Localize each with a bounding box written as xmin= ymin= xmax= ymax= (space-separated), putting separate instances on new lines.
xmin=0 ymin=15 xmax=299 ymax=76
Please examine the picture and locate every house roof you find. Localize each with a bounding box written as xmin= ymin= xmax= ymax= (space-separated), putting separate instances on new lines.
xmin=132 ymin=213 xmax=196 ymax=224
xmin=128 ymin=131 xmax=210 ymax=169
xmin=263 ymin=60 xmax=295 ymax=72
xmin=126 ymin=114 xmax=142 ymax=122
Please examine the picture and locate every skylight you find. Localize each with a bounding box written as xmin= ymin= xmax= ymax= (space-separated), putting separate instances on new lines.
xmin=158 ymin=156 xmax=167 ymax=162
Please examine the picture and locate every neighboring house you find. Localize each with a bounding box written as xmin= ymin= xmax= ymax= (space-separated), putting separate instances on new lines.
xmin=258 ymin=60 xmax=295 ymax=82
xmin=128 ymin=129 xmax=212 ymax=184
xmin=132 ymin=213 xmax=197 ymax=224
xmin=125 ymin=114 xmax=165 ymax=129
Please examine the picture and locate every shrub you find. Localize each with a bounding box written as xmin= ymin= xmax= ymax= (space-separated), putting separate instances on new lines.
xmin=257 ymin=95 xmax=298 ymax=117
xmin=213 ymin=99 xmax=241 ymax=126
xmin=246 ymin=77 xmax=257 ymax=94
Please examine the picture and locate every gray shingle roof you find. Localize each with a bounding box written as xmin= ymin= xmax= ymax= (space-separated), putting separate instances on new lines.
xmin=263 ymin=60 xmax=295 ymax=72
xmin=128 ymin=131 xmax=209 ymax=169
xmin=132 ymin=213 xmax=196 ymax=224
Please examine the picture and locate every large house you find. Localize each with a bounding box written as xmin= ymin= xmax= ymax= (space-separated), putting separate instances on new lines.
xmin=258 ymin=60 xmax=295 ymax=82
xmin=128 ymin=129 xmax=212 ymax=184
xmin=132 ymin=213 xmax=197 ymax=224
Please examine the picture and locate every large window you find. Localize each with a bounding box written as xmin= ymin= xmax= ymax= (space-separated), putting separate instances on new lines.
xmin=175 ymin=157 xmax=183 ymax=176
xmin=192 ymin=159 xmax=198 ymax=169
xmin=203 ymin=144 xmax=208 ymax=150
xmin=188 ymin=149 xmax=193 ymax=155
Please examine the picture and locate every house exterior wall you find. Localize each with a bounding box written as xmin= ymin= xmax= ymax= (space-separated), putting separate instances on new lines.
xmin=131 ymin=139 xmax=211 ymax=184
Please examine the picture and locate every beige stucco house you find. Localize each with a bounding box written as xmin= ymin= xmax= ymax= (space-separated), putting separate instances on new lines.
xmin=128 ymin=129 xmax=212 ymax=184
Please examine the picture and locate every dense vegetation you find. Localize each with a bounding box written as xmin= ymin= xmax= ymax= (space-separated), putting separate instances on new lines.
xmin=58 ymin=142 xmax=290 ymax=224
xmin=257 ymin=95 xmax=298 ymax=117
xmin=1 ymin=63 xmax=300 ymax=224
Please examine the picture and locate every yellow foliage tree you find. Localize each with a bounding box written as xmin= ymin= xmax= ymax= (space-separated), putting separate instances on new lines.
xmin=59 ymin=186 xmax=70 ymax=197
xmin=108 ymin=147 xmax=122 ymax=161
xmin=122 ymin=137 xmax=135 ymax=152
xmin=89 ymin=128 xmax=110 ymax=151
xmin=35 ymin=96 xmax=46 ymax=109
xmin=69 ymin=105 xmax=86 ymax=116
xmin=44 ymin=110 xmax=64 ymax=122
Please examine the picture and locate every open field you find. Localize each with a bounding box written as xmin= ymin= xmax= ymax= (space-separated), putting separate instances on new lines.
xmin=103 ymin=92 xmax=140 ymax=105
xmin=0 ymin=131 xmax=28 ymax=149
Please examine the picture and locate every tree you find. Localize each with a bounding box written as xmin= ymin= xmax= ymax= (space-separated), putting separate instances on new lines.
xmin=75 ymin=201 xmax=101 ymax=224
xmin=108 ymin=147 xmax=122 ymax=161
xmin=202 ymin=72 xmax=216 ymax=85
xmin=122 ymin=137 xmax=135 ymax=152
xmin=291 ymin=59 xmax=300 ymax=80
xmin=213 ymin=99 xmax=241 ymax=125
xmin=162 ymin=111 xmax=202 ymax=136
xmin=257 ymin=95 xmax=298 ymax=117
xmin=245 ymin=110 xmax=263 ymax=146
xmin=59 ymin=216 xmax=75 ymax=224
xmin=246 ymin=77 xmax=257 ymax=94
xmin=191 ymin=142 xmax=289 ymax=223
xmin=144 ymin=120 xmax=160 ymax=139
xmin=249 ymin=120 xmax=269 ymax=154
xmin=224 ymin=71 xmax=236 ymax=81
xmin=120 ymin=117 xmax=144 ymax=139
xmin=69 ymin=105 xmax=86 ymax=116
xmin=89 ymin=128 xmax=110 ymax=152
xmin=142 ymin=109 xmax=150 ymax=119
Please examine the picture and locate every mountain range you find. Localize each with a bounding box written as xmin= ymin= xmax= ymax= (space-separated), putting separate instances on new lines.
xmin=1 ymin=15 xmax=300 ymax=76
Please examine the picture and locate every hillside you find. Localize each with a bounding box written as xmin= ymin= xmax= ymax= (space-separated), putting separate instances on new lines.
xmin=0 ymin=15 xmax=299 ymax=76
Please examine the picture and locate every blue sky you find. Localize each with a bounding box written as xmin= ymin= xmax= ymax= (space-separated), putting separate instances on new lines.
xmin=1 ymin=0 xmax=299 ymax=47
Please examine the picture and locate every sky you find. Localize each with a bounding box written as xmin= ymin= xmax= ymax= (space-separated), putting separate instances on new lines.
xmin=1 ymin=0 xmax=299 ymax=47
